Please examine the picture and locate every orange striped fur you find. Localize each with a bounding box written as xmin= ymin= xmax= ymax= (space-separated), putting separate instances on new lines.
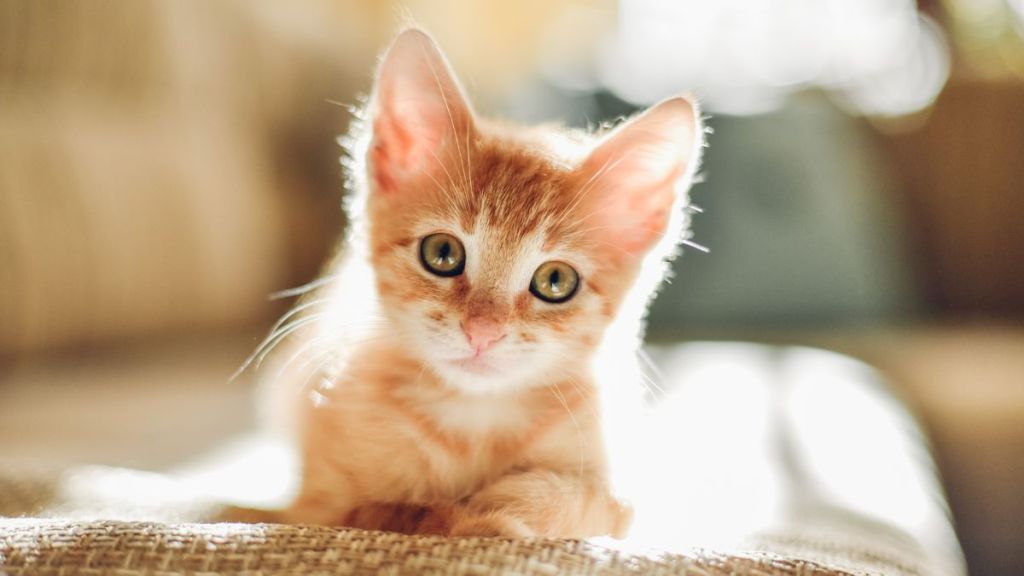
xmin=254 ymin=28 xmax=703 ymax=539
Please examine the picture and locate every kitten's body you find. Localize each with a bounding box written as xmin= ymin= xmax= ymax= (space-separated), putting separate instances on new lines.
xmin=255 ymin=29 xmax=703 ymax=538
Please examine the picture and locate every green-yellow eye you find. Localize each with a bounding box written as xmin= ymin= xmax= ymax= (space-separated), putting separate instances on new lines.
xmin=419 ymin=233 xmax=465 ymax=277
xmin=530 ymin=261 xmax=580 ymax=303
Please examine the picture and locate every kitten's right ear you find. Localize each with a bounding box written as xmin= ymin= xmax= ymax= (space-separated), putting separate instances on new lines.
xmin=368 ymin=29 xmax=474 ymax=195
xmin=574 ymin=96 xmax=702 ymax=256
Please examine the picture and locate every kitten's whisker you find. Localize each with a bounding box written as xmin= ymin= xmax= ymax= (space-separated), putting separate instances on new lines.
xmin=274 ymin=330 xmax=341 ymax=382
xmin=267 ymin=299 xmax=332 ymax=337
xmin=626 ymin=349 xmax=668 ymax=403
xmin=270 ymin=276 xmax=338 ymax=300
xmin=257 ymin=312 xmax=327 ymax=357
xmin=294 ymin=347 xmax=333 ymax=393
xmin=637 ymin=370 xmax=668 ymax=403
xmin=636 ymin=348 xmax=666 ymax=388
xmin=231 ymin=302 xmax=331 ymax=381
xmin=254 ymin=314 xmax=328 ymax=370
xmin=681 ymin=238 xmax=709 ymax=253
xmin=285 ymin=330 xmax=387 ymax=388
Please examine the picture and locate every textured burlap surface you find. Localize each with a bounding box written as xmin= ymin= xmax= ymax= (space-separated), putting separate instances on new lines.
xmin=1 ymin=519 xmax=856 ymax=576
xmin=0 ymin=467 xmax=930 ymax=576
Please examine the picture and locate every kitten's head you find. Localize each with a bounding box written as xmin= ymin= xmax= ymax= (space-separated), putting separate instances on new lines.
xmin=358 ymin=29 xmax=702 ymax=394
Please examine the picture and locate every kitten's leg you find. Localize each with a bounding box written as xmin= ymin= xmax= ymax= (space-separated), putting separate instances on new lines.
xmin=279 ymin=440 xmax=358 ymax=525
xmin=449 ymin=470 xmax=633 ymax=538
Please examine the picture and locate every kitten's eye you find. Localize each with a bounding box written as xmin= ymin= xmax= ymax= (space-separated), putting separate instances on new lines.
xmin=530 ymin=261 xmax=580 ymax=304
xmin=419 ymin=233 xmax=466 ymax=277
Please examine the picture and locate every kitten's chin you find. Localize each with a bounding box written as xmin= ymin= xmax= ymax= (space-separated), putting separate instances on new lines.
xmin=428 ymin=357 xmax=533 ymax=395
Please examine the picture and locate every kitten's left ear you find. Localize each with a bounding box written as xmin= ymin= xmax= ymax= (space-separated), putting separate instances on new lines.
xmin=575 ymin=96 xmax=702 ymax=255
xmin=368 ymin=29 xmax=475 ymax=195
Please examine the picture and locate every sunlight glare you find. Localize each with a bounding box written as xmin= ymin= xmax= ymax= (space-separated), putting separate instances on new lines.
xmin=599 ymin=0 xmax=950 ymax=116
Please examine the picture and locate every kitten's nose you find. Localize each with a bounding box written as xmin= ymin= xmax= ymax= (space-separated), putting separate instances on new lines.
xmin=461 ymin=318 xmax=507 ymax=355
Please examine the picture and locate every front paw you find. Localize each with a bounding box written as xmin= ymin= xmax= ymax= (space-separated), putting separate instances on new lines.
xmin=608 ymin=497 xmax=634 ymax=539
xmin=449 ymin=513 xmax=535 ymax=538
xmin=346 ymin=502 xmax=431 ymax=533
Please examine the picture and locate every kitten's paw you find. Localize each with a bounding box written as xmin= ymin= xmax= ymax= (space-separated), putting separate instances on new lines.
xmin=449 ymin=513 xmax=535 ymax=538
xmin=609 ymin=498 xmax=635 ymax=539
xmin=411 ymin=505 xmax=455 ymax=535
xmin=347 ymin=502 xmax=445 ymax=534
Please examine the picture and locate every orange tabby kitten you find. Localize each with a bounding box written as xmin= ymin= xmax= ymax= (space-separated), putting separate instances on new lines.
xmin=255 ymin=28 xmax=703 ymax=538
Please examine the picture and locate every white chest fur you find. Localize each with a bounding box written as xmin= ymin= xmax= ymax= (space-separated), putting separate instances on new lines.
xmin=412 ymin=389 xmax=535 ymax=435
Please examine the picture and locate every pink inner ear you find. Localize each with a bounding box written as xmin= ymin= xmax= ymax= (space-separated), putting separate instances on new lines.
xmin=371 ymin=100 xmax=466 ymax=195
xmin=367 ymin=29 xmax=474 ymax=196
xmin=576 ymin=97 xmax=699 ymax=256
xmin=371 ymin=108 xmax=432 ymax=194
xmin=597 ymin=168 xmax=683 ymax=254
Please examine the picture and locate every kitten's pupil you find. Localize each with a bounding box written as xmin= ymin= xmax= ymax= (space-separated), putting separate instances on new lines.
xmin=438 ymin=241 xmax=451 ymax=264
xmin=549 ymin=270 xmax=561 ymax=293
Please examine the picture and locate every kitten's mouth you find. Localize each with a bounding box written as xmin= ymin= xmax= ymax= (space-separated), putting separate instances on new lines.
xmin=450 ymin=355 xmax=498 ymax=374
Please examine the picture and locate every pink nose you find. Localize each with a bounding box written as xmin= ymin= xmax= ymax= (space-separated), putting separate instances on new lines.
xmin=461 ymin=318 xmax=506 ymax=354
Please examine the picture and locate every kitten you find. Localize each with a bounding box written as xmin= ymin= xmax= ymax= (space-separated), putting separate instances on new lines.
xmin=253 ymin=28 xmax=703 ymax=538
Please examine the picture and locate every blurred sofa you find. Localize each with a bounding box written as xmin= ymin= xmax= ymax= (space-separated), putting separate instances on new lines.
xmin=0 ymin=2 xmax=1021 ymax=575
xmin=0 ymin=1 xmax=355 ymax=354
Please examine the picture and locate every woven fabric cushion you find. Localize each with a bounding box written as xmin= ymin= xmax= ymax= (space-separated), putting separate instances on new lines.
xmin=0 ymin=465 xmax=936 ymax=576
xmin=0 ymin=343 xmax=965 ymax=576
xmin=0 ymin=518 xmax=852 ymax=576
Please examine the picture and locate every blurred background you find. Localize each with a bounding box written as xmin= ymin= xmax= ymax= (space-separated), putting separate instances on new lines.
xmin=0 ymin=1 xmax=1021 ymax=574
